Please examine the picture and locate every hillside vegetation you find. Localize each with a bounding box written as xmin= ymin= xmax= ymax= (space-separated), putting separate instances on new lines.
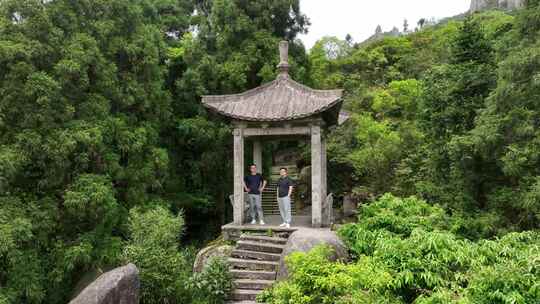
xmin=0 ymin=0 xmax=307 ymax=302
xmin=1 ymin=0 xmax=539 ymax=303
xmin=261 ymin=2 xmax=540 ymax=304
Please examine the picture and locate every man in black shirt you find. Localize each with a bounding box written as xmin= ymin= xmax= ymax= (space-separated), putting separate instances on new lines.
xmin=244 ymin=164 xmax=267 ymax=225
xmin=277 ymin=167 xmax=294 ymax=228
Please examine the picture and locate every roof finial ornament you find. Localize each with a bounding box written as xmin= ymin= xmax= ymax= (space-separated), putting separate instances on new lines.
xmin=277 ymin=40 xmax=290 ymax=78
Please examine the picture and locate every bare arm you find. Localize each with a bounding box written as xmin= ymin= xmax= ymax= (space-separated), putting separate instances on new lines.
xmin=260 ymin=180 xmax=267 ymax=192
xmin=288 ymin=186 xmax=293 ymax=197
xmin=243 ymin=180 xmax=249 ymax=192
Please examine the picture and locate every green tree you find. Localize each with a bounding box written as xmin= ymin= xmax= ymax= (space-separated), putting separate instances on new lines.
xmin=463 ymin=0 xmax=540 ymax=229
xmin=0 ymin=0 xmax=311 ymax=301
xmin=122 ymin=206 xmax=192 ymax=303
xmin=416 ymin=16 xmax=498 ymax=214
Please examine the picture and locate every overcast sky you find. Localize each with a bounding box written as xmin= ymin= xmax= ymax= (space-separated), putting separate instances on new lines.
xmin=299 ymin=0 xmax=471 ymax=50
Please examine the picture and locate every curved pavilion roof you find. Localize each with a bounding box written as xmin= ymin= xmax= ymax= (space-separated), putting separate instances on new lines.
xmin=201 ymin=41 xmax=344 ymax=126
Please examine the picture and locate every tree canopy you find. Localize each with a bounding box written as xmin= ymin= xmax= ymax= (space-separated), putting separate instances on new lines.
xmin=1 ymin=0 xmax=539 ymax=303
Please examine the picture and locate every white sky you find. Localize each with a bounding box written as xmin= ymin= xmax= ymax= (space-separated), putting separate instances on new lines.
xmin=299 ymin=0 xmax=471 ymax=50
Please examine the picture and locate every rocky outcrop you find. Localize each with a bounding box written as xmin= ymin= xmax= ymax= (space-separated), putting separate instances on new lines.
xmin=277 ymin=228 xmax=349 ymax=280
xmin=69 ymin=263 xmax=140 ymax=304
xmin=470 ymin=0 xmax=524 ymax=12
xmin=193 ymin=244 xmax=234 ymax=273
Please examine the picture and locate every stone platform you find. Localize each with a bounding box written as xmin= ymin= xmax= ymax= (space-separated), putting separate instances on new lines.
xmin=222 ymin=215 xmax=312 ymax=241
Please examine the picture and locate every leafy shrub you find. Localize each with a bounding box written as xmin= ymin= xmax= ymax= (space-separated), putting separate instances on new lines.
xmin=258 ymin=245 xmax=399 ymax=304
xmin=261 ymin=194 xmax=540 ymax=304
xmin=189 ymin=257 xmax=233 ymax=304
xmin=122 ymin=206 xmax=192 ymax=303
xmin=339 ymin=194 xmax=449 ymax=256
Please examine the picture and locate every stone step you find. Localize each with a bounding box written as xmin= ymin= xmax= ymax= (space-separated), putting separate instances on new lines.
xmin=229 ymin=258 xmax=279 ymax=271
xmin=261 ymin=204 xmax=297 ymax=208
xmin=234 ymin=279 xmax=274 ymax=290
xmin=260 ymin=206 xmax=297 ymax=210
xmin=261 ymin=199 xmax=296 ymax=203
xmin=231 ymin=249 xmax=281 ymax=262
xmin=260 ymin=211 xmax=297 ymax=214
xmin=261 ymin=200 xmax=296 ymax=204
xmin=261 ymin=203 xmax=297 ymax=207
xmin=230 ymin=269 xmax=277 ymax=280
xmin=236 ymin=240 xmax=285 ymax=254
xmin=231 ymin=289 xmax=262 ymax=301
xmin=240 ymin=235 xmax=288 ymax=245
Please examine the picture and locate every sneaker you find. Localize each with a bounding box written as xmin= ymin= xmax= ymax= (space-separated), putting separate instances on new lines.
xmin=285 ymin=223 xmax=290 ymax=228
xmin=259 ymin=220 xmax=265 ymax=225
xmin=250 ymin=220 xmax=257 ymax=225
xmin=279 ymin=223 xmax=287 ymax=227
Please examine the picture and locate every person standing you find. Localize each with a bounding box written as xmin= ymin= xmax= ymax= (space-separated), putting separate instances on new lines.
xmin=244 ymin=164 xmax=267 ymax=225
xmin=277 ymin=167 xmax=294 ymax=228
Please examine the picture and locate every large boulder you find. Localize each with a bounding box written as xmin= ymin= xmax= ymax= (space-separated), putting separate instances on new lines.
xmin=277 ymin=228 xmax=349 ymax=280
xmin=69 ymin=263 xmax=140 ymax=304
xmin=193 ymin=244 xmax=234 ymax=273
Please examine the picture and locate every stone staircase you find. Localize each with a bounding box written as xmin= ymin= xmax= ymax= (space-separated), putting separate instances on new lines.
xmin=261 ymin=166 xmax=299 ymax=215
xmin=228 ymin=233 xmax=290 ymax=303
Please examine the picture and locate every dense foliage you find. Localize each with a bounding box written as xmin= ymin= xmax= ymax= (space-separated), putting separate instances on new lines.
xmin=2 ymin=0 xmax=540 ymax=302
xmin=260 ymin=2 xmax=540 ymax=304
xmin=315 ymin=4 xmax=539 ymax=235
xmin=0 ymin=0 xmax=307 ymax=302
xmin=259 ymin=194 xmax=540 ymax=304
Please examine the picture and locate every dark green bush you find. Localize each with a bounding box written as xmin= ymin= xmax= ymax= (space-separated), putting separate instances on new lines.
xmin=261 ymin=194 xmax=540 ymax=304
xmin=339 ymin=194 xmax=450 ymax=256
xmin=189 ymin=257 xmax=233 ymax=304
xmin=122 ymin=206 xmax=193 ymax=303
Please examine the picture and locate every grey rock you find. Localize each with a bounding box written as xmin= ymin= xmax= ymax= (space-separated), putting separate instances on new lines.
xmin=69 ymin=263 xmax=140 ymax=304
xmin=322 ymin=193 xmax=334 ymax=227
xmin=277 ymin=228 xmax=349 ymax=280
xmin=343 ymin=194 xmax=358 ymax=217
xmin=296 ymin=166 xmax=311 ymax=206
xmin=193 ymin=244 xmax=234 ymax=273
xmin=273 ymin=148 xmax=301 ymax=166
xmin=470 ymin=0 xmax=524 ymax=12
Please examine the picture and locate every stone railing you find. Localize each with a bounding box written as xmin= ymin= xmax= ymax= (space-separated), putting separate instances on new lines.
xmin=322 ymin=193 xmax=334 ymax=227
xmin=229 ymin=194 xmax=250 ymax=222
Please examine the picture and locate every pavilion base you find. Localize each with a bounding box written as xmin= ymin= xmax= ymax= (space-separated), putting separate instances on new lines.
xmin=222 ymin=215 xmax=312 ymax=241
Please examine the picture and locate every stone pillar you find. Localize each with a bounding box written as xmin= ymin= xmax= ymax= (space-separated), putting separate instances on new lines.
xmin=253 ymin=140 xmax=263 ymax=174
xmin=321 ymin=135 xmax=327 ymax=202
xmin=311 ymin=125 xmax=323 ymax=228
xmin=233 ymin=128 xmax=245 ymax=225
xmin=321 ymin=135 xmax=329 ymax=226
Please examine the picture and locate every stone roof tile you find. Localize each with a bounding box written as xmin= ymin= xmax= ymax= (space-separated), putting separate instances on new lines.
xmin=202 ymin=76 xmax=343 ymax=122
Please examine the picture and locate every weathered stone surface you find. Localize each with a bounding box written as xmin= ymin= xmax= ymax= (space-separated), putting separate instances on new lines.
xmin=322 ymin=193 xmax=334 ymax=227
xmin=274 ymin=149 xmax=301 ymax=166
xmin=193 ymin=244 xmax=234 ymax=273
xmin=311 ymin=125 xmax=323 ymax=228
xmin=277 ymin=228 xmax=349 ymax=280
xmin=343 ymin=194 xmax=358 ymax=217
xmin=470 ymin=0 xmax=524 ymax=12
xmin=69 ymin=263 xmax=139 ymax=304
xmin=296 ymin=165 xmax=311 ymax=208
